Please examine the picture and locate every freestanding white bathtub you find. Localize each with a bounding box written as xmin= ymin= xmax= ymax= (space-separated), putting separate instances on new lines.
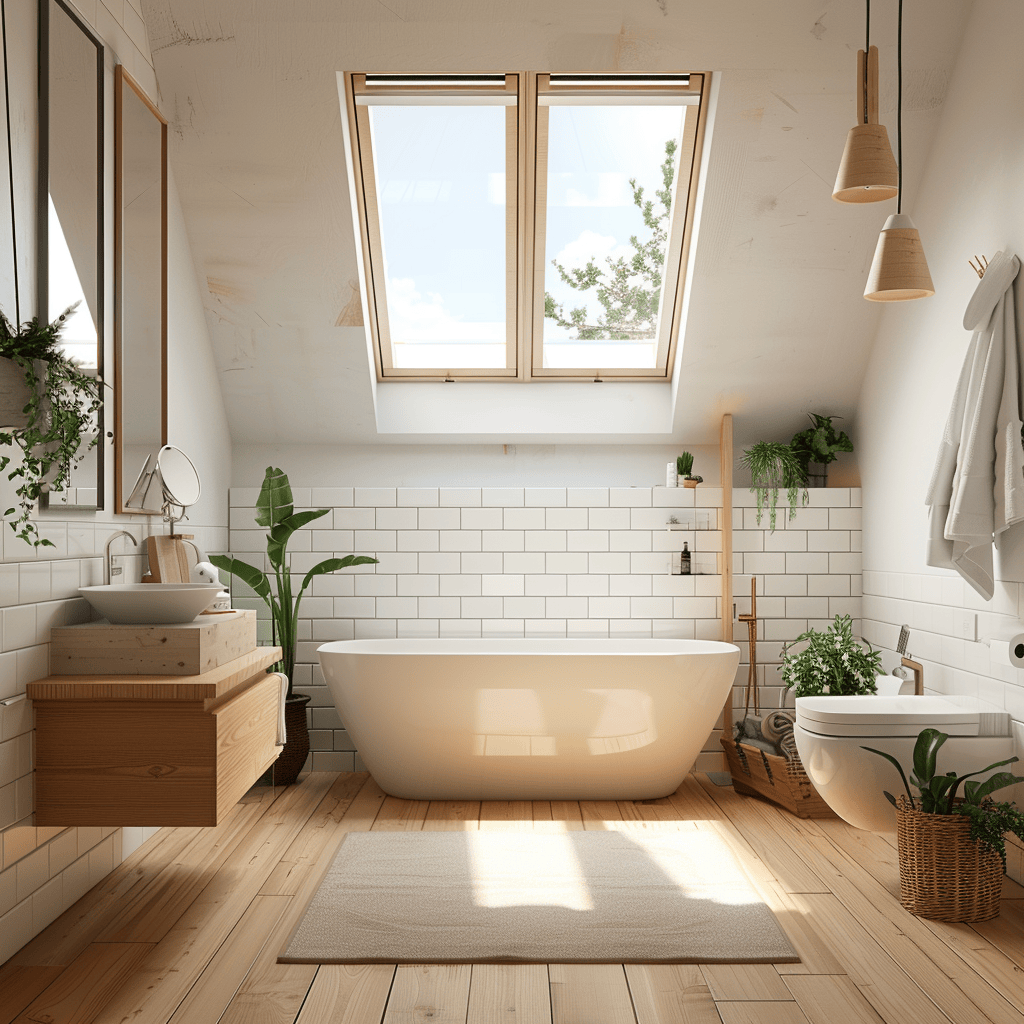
xmin=317 ymin=638 xmax=740 ymax=800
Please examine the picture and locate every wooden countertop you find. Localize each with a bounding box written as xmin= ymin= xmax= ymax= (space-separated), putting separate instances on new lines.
xmin=26 ymin=646 xmax=284 ymax=702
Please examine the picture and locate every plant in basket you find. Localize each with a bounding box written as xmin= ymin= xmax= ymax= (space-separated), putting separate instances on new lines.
xmin=864 ymin=727 xmax=1024 ymax=922
xmin=210 ymin=467 xmax=378 ymax=784
xmin=721 ymin=610 xmax=864 ymax=819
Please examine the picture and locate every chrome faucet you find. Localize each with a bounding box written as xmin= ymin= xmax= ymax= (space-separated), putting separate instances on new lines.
xmin=105 ymin=529 xmax=138 ymax=585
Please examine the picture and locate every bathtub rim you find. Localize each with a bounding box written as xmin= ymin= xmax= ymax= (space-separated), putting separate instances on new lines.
xmin=317 ymin=638 xmax=742 ymax=657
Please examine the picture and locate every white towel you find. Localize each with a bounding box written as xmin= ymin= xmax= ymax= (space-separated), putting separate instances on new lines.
xmin=270 ymin=671 xmax=289 ymax=746
xmin=926 ymin=250 xmax=1024 ymax=599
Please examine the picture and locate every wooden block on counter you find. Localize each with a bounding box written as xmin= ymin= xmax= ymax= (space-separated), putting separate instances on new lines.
xmin=50 ymin=609 xmax=257 ymax=676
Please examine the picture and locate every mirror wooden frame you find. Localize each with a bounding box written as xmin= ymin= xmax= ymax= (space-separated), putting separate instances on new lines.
xmin=36 ymin=0 xmax=105 ymax=512
xmin=114 ymin=64 xmax=167 ymax=514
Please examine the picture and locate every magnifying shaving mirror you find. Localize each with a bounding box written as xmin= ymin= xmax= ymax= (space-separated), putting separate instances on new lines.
xmin=125 ymin=444 xmax=201 ymax=530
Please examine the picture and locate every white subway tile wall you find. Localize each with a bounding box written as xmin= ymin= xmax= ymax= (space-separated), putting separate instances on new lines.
xmin=227 ymin=487 xmax=862 ymax=776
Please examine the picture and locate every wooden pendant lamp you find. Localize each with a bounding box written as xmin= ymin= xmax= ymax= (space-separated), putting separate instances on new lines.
xmin=864 ymin=0 xmax=934 ymax=301
xmin=832 ymin=40 xmax=898 ymax=203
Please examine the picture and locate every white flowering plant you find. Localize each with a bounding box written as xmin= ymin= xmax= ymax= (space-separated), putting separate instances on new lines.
xmin=780 ymin=614 xmax=882 ymax=698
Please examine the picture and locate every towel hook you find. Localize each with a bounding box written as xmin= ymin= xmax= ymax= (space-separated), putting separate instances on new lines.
xmin=969 ymin=254 xmax=989 ymax=279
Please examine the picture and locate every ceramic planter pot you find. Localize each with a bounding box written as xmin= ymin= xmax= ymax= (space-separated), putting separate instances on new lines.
xmin=0 ymin=355 xmax=32 ymax=429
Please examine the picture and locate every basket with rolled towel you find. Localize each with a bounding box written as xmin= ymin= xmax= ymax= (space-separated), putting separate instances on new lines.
xmin=720 ymin=580 xmax=835 ymax=818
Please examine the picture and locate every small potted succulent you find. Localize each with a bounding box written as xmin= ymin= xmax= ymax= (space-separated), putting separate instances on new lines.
xmin=740 ymin=440 xmax=807 ymax=531
xmin=780 ymin=614 xmax=883 ymax=697
xmin=676 ymin=451 xmax=703 ymax=488
xmin=210 ymin=467 xmax=378 ymax=784
xmin=864 ymin=728 xmax=1024 ymax=922
xmin=789 ymin=413 xmax=853 ymax=487
xmin=0 ymin=303 xmax=102 ymax=546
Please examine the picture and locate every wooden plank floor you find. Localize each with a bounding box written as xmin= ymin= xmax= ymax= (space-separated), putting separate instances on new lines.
xmin=3 ymin=771 xmax=1024 ymax=1024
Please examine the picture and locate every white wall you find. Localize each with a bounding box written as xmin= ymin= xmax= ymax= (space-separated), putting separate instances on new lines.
xmin=859 ymin=0 xmax=1024 ymax=733
xmin=0 ymin=0 xmax=232 ymax=963
xmin=233 ymin=443 xmax=722 ymax=488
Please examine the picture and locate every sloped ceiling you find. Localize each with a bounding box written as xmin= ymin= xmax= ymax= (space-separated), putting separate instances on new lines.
xmin=143 ymin=0 xmax=971 ymax=446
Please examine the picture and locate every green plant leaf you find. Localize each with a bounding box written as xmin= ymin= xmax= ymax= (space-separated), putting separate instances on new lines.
xmin=921 ymin=774 xmax=957 ymax=813
xmin=208 ymin=554 xmax=271 ymax=601
xmin=254 ymin=467 xmax=294 ymax=528
xmin=300 ymin=555 xmax=379 ymax=594
xmin=964 ymin=771 xmax=1024 ymax=804
xmin=266 ymin=509 xmax=330 ymax=568
xmin=861 ymin=745 xmax=915 ymax=808
xmin=912 ymin=728 xmax=947 ymax=786
xmin=883 ymin=791 xmax=897 ymax=807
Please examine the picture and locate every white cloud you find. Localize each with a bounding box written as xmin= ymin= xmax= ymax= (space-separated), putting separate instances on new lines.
xmin=387 ymin=278 xmax=503 ymax=342
xmin=552 ymin=230 xmax=630 ymax=273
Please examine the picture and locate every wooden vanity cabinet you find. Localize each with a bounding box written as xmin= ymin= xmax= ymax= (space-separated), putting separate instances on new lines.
xmin=27 ymin=645 xmax=284 ymax=827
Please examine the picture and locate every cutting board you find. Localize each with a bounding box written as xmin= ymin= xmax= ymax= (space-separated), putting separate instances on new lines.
xmin=147 ymin=535 xmax=192 ymax=583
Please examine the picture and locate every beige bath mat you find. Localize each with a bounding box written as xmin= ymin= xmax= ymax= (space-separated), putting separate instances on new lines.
xmin=279 ymin=829 xmax=799 ymax=964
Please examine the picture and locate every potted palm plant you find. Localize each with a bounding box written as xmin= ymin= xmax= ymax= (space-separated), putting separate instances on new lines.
xmin=1 ymin=304 xmax=102 ymax=546
xmin=210 ymin=467 xmax=378 ymax=784
xmin=740 ymin=440 xmax=807 ymax=531
xmin=864 ymin=728 xmax=1024 ymax=922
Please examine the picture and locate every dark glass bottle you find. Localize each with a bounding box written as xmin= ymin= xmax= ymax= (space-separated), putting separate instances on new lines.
xmin=680 ymin=542 xmax=691 ymax=575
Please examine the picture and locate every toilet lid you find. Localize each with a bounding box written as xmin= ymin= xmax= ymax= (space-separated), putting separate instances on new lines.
xmin=795 ymin=695 xmax=1011 ymax=738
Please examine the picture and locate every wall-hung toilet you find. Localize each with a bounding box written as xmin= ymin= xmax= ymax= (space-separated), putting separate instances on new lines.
xmin=795 ymin=695 xmax=1016 ymax=832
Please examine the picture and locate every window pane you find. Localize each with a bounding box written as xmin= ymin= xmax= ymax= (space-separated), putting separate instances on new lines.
xmin=369 ymin=104 xmax=507 ymax=370
xmin=541 ymin=105 xmax=688 ymax=370
xmin=49 ymin=196 xmax=98 ymax=368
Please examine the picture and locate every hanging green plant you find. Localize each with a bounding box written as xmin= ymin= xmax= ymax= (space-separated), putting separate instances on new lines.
xmin=789 ymin=413 xmax=854 ymax=484
xmin=740 ymin=440 xmax=807 ymax=531
xmin=0 ymin=304 xmax=103 ymax=546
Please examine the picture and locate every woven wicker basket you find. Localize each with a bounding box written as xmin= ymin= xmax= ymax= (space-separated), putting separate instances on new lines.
xmin=895 ymin=796 xmax=1003 ymax=922
xmin=720 ymin=736 xmax=835 ymax=819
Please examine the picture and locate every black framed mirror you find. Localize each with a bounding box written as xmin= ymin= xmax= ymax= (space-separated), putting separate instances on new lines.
xmin=114 ymin=64 xmax=167 ymax=514
xmin=37 ymin=0 xmax=104 ymax=511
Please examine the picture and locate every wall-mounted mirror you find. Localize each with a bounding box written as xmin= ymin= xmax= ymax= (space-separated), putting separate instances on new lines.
xmin=37 ymin=0 xmax=104 ymax=511
xmin=114 ymin=65 xmax=166 ymax=514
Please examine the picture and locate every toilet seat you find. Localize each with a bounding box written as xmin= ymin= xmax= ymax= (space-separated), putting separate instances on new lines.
xmin=797 ymin=694 xmax=1011 ymax=738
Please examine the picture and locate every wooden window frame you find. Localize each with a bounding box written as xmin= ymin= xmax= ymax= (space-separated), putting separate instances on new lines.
xmin=342 ymin=72 xmax=708 ymax=383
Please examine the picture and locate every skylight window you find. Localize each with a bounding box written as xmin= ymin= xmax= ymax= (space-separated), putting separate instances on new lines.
xmin=343 ymin=72 xmax=706 ymax=382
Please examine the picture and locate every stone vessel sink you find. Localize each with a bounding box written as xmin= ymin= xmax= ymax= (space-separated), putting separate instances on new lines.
xmin=79 ymin=583 xmax=223 ymax=624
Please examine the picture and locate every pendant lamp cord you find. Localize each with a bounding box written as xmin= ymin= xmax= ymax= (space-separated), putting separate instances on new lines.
xmin=862 ymin=0 xmax=871 ymax=124
xmin=1 ymin=0 xmax=19 ymax=325
xmin=897 ymin=0 xmax=904 ymax=215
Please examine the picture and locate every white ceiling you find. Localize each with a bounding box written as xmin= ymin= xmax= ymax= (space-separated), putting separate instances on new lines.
xmin=143 ymin=0 xmax=972 ymax=447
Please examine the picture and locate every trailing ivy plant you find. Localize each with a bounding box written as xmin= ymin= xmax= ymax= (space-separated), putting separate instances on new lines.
xmin=790 ymin=413 xmax=853 ymax=484
xmin=779 ymin=613 xmax=882 ymax=697
xmin=863 ymin=728 xmax=1024 ymax=868
xmin=209 ymin=467 xmax=378 ymax=697
xmin=0 ymin=304 xmax=102 ymax=546
xmin=740 ymin=440 xmax=807 ymax=531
